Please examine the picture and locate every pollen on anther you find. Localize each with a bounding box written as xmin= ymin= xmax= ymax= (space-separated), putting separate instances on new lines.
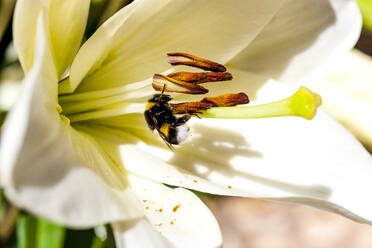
xmin=145 ymin=207 xmax=150 ymax=210
xmin=228 ymin=185 xmax=232 ymax=189
xmin=170 ymin=221 xmax=174 ymax=225
xmin=193 ymin=180 xmax=198 ymax=183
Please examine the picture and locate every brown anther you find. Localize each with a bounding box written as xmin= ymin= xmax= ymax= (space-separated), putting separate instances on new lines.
xmin=167 ymin=72 xmax=232 ymax=84
xmin=201 ymin=93 xmax=249 ymax=107
xmin=170 ymin=101 xmax=213 ymax=115
xmin=167 ymin=52 xmax=226 ymax=72
xmin=152 ymin=74 xmax=208 ymax=95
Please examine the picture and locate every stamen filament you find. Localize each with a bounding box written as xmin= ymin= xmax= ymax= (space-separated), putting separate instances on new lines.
xmin=67 ymin=103 xmax=145 ymax=123
xmin=60 ymin=87 xmax=152 ymax=115
xmin=198 ymin=87 xmax=322 ymax=120
xmin=59 ymin=79 xmax=151 ymax=103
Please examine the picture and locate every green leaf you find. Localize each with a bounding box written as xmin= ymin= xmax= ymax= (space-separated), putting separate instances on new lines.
xmin=16 ymin=215 xmax=66 ymax=248
xmin=358 ymin=0 xmax=372 ymax=31
xmin=90 ymin=235 xmax=105 ymax=248
xmin=16 ymin=215 xmax=37 ymax=248
xmin=35 ymin=219 xmax=65 ymax=248
xmin=102 ymin=225 xmax=115 ymax=248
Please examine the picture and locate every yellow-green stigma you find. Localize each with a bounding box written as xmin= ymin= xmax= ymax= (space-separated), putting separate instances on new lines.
xmin=198 ymin=86 xmax=322 ymax=120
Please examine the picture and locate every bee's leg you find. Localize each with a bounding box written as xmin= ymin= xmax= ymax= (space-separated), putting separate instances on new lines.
xmin=176 ymin=114 xmax=191 ymax=125
xmin=191 ymin=113 xmax=201 ymax=119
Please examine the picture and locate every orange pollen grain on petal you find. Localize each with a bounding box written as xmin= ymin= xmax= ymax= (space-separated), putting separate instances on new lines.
xmin=173 ymin=204 xmax=181 ymax=212
xmin=193 ymin=180 xmax=198 ymax=183
xmin=145 ymin=207 xmax=150 ymax=210
xmin=170 ymin=221 xmax=174 ymax=225
xmin=228 ymin=185 xmax=232 ymax=189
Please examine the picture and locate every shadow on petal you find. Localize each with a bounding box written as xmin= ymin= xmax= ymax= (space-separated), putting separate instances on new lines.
xmin=168 ymin=123 xmax=332 ymax=200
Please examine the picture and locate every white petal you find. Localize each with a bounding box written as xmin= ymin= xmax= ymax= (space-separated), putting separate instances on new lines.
xmin=127 ymin=175 xmax=222 ymax=248
xmin=13 ymin=0 xmax=42 ymax=72
xmin=118 ymin=109 xmax=372 ymax=225
xmin=228 ymin=0 xmax=362 ymax=83
xmin=69 ymin=0 xmax=285 ymax=92
xmin=173 ymin=67 xmax=294 ymax=104
xmin=48 ymin=0 xmax=90 ymax=77
xmin=310 ymin=50 xmax=372 ymax=151
xmin=0 ymin=13 xmax=143 ymax=228
xmin=113 ymin=219 xmax=175 ymax=248
xmin=13 ymin=0 xmax=90 ymax=76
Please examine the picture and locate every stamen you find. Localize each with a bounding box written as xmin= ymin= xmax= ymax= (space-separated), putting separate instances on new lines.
xmin=201 ymin=93 xmax=249 ymax=107
xmin=170 ymin=93 xmax=250 ymax=114
xmin=167 ymin=71 xmax=232 ymax=84
xmin=170 ymin=102 xmax=213 ymax=114
xmin=152 ymin=74 xmax=208 ymax=94
xmin=198 ymin=87 xmax=322 ymax=120
xmin=167 ymin=52 xmax=226 ymax=72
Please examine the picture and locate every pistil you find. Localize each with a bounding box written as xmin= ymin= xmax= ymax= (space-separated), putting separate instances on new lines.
xmin=198 ymin=87 xmax=322 ymax=120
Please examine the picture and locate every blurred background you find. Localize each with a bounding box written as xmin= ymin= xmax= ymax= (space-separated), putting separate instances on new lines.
xmin=0 ymin=0 xmax=372 ymax=247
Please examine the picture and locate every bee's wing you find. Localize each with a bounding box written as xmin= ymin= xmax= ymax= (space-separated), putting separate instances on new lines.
xmin=150 ymin=115 xmax=175 ymax=151
xmin=157 ymin=127 xmax=176 ymax=152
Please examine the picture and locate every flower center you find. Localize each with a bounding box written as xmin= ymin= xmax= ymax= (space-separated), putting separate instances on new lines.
xmin=57 ymin=53 xmax=322 ymax=127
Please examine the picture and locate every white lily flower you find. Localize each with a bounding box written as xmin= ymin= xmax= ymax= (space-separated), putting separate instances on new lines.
xmin=1 ymin=0 xmax=371 ymax=247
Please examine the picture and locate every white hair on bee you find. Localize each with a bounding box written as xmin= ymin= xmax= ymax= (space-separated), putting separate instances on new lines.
xmin=176 ymin=125 xmax=190 ymax=144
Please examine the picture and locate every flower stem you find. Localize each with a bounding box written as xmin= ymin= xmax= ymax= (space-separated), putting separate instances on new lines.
xmin=198 ymin=87 xmax=322 ymax=120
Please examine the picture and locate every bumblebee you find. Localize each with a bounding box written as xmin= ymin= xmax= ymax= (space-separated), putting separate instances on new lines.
xmin=145 ymin=53 xmax=250 ymax=149
xmin=144 ymin=93 xmax=191 ymax=149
